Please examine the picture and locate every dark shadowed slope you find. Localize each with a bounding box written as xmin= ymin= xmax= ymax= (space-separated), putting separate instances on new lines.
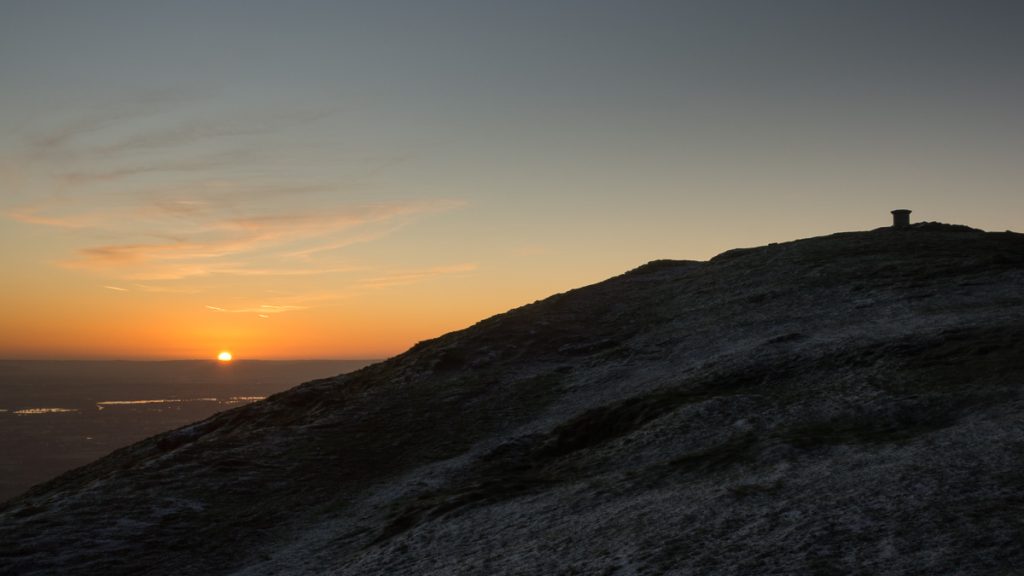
xmin=3 ymin=224 xmax=1024 ymax=575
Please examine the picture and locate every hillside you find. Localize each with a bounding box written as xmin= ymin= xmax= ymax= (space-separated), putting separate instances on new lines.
xmin=2 ymin=223 xmax=1024 ymax=575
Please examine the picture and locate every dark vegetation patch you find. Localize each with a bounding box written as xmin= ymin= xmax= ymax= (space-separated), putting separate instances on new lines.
xmin=778 ymin=405 xmax=959 ymax=449
xmin=535 ymin=389 xmax=720 ymax=460
xmin=793 ymin=325 xmax=1024 ymax=398
xmin=9 ymin=504 xmax=44 ymax=518
xmin=863 ymin=325 xmax=1024 ymax=395
xmin=768 ymin=331 xmax=1024 ymax=449
xmin=372 ymin=368 xmax=784 ymax=544
xmin=532 ymin=360 xmax=795 ymax=463
xmin=728 ymin=480 xmax=783 ymax=499
xmin=557 ymin=339 xmax=623 ymax=357
xmin=431 ymin=348 xmax=467 ymax=372
xmin=667 ymin=433 xmax=759 ymax=476
xmin=746 ymin=290 xmax=781 ymax=304
xmin=371 ymin=322 xmax=1024 ymax=545
xmin=768 ymin=332 xmax=806 ymax=344
xmin=905 ymin=325 xmax=1024 ymax=369
xmin=155 ymin=419 xmax=226 ymax=452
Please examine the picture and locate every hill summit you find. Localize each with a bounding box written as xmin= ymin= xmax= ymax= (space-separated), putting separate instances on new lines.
xmin=3 ymin=224 xmax=1024 ymax=575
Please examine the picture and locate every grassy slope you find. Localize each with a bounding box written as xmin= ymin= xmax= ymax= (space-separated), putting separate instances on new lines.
xmin=2 ymin=225 xmax=1023 ymax=575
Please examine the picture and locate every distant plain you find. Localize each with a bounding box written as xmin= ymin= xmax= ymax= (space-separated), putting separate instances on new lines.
xmin=0 ymin=360 xmax=374 ymax=502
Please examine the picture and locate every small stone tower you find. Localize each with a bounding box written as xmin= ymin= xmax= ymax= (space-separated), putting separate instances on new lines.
xmin=891 ymin=209 xmax=912 ymax=228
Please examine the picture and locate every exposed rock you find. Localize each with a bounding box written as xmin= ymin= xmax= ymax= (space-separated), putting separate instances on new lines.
xmin=2 ymin=225 xmax=1024 ymax=575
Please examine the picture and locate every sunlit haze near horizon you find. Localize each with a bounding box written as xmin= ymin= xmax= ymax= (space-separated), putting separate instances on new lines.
xmin=2 ymin=1 xmax=1022 ymax=360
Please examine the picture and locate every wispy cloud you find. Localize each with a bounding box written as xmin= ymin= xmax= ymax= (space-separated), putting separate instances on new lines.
xmin=26 ymin=90 xmax=194 ymax=159
xmin=218 ymin=201 xmax=457 ymax=233
xmin=205 ymin=303 xmax=308 ymax=314
xmin=202 ymin=290 xmax=346 ymax=316
xmin=59 ymin=200 xmax=456 ymax=280
xmin=5 ymin=92 xmax=466 ymax=314
xmin=281 ymin=225 xmax=405 ymax=259
xmin=7 ymin=208 xmax=100 ymax=229
xmin=356 ymin=264 xmax=478 ymax=289
xmin=132 ymin=283 xmax=201 ymax=294
xmin=196 ymin=262 xmax=477 ymax=317
xmin=91 ymin=109 xmax=330 ymax=155
xmin=204 ymin=265 xmax=363 ymax=277
xmin=59 ymin=151 xmax=259 ymax=185
xmin=73 ymin=240 xmax=239 ymax=267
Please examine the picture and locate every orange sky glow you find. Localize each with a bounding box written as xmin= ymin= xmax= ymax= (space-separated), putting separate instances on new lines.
xmin=2 ymin=3 xmax=1022 ymax=359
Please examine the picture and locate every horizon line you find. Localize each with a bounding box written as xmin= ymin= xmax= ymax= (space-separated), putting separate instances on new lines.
xmin=0 ymin=357 xmax=384 ymax=363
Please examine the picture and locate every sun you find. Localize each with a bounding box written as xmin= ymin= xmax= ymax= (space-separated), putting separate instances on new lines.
xmin=217 ymin=351 xmax=233 ymax=362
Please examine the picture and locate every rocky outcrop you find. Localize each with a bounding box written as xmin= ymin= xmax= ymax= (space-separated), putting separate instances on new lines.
xmin=2 ymin=224 xmax=1023 ymax=575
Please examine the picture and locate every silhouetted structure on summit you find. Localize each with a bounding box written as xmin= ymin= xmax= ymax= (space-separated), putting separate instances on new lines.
xmin=891 ymin=209 xmax=912 ymax=228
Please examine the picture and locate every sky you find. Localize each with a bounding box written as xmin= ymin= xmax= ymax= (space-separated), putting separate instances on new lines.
xmin=1 ymin=0 xmax=1022 ymax=360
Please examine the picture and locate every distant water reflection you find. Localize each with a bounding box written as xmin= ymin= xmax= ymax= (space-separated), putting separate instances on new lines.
xmin=3 ymin=397 xmax=267 ymax=415
xmin=95 ymin=397 xmax=265 ymax=409
xmin=96 ymin=398 xmax=218 ymax=408
xmin=13 ymin=407 xmax=80 ymax=415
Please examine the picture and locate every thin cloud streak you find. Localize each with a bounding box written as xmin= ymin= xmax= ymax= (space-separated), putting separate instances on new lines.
xmin=25 ymin=90 xmax=196 ymax=160
xmin=356 ymin=264 xmax=478 ymax=289
xmin=73 ymin=241 xmax=242 ymax=266
xmin=91 ymin=109 xmax=331 ymax=155
xmin=7 ymin=209 xmax=99 ymax=229
xmin=81 ymin=262 xmax=364 ymax=282
xmin=198 ymin=261 xmax=477 ymax=316
xmin=205 ymin=302 xmax=313 ymax=315
xmin=132 ymin=284 xmax=201 ymax=294
xmin=6 ymin=182 xmax=342 ymax=231
xmin=206 ymin=265 xmax=364 ymax=277
xmin=282 ymin=225 xmax=405 ymax=259
xmin=60 ymin=199 xmax=461 ymax=279
xmin=217 ymin=200 xmax=461 ymax=233
xmin=60 ymin=150 xmax=263 ymax=185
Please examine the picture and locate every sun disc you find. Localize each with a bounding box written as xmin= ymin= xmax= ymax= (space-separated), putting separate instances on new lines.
xmin=217 ymin=351 xmax=233 ymax=362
